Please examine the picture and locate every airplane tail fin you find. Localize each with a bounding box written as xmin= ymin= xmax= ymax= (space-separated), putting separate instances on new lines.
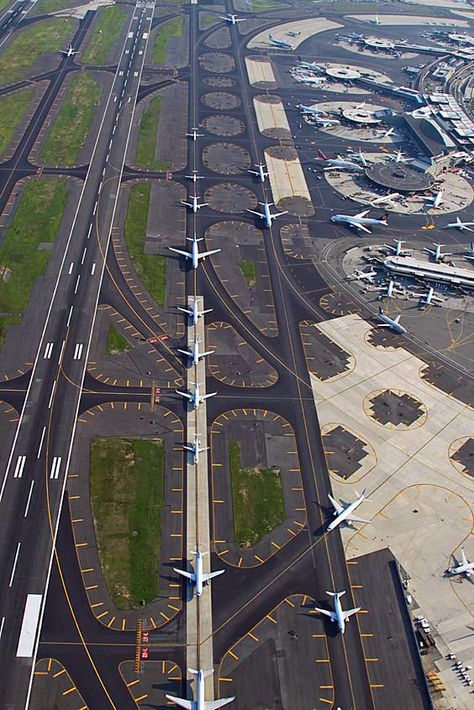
xmin=317 ymin=149 xmax=329 ymax=160
xmin=326 ymin=590 xmax=345 ymax=598
xmin=190 ymin=549 xmax=208 ymax=556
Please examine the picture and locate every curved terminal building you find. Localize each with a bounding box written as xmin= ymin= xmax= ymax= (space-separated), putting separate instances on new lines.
xmin=384 ymin=255 xmax=474 ymax=290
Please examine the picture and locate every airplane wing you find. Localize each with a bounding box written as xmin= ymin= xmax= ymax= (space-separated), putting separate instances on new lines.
xmin=461 ymin=549 xmax=468 ymax=566
xmin=206 ymin=698 xmax=236 ymax=709
xmin=393 ymin=315 xmax=401 ymax=324
xmin=274 ymin=210 xmax=288 ymax=218
xmin=176 ymin=389 xmax=192 ymax=400
xmin=177 ymin=348 xmax=192 ymax=358
xmin=328 ymin=493 xmax=343 ymax=514
xmin=202 ymin=569 xmax=225 ymax=583
xmin=169 ymin=247 xmax=192 ymax=259
xmin=246 ymin=208 xmax=263 ymax=217
xmin=165 ymin=695 xmax=192 ymax=710
xmin=342 ymin=607 xmax=361 ymax=620
xmin=347 ymin=514 xmax=370 ymax=524
xmin=354 ymin=222 xmax=371 ymax=234
xmin=314 ymin=607 xmax=334 ymax=619
xmin=355 ymin=210 xmax=370 ymax=218
xmin=173 ymin=568 xmax=195 ymax=581
xmin=199 ymin=248 xmax=221 ymax=259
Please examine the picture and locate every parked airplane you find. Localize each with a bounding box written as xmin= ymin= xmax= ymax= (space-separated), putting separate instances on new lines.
xmin=296 ymin=104 xmax=327 ymax=116
xmin=168 ymin=235 xmax=220 ymax=269
xmin=177 ymin=338 xmax=214 ymax=366
xmin=247 ymin=202 xmax=288 ymax=228
xmin=185 ymin=170 xmax=204 ymax=183
xmin=297 ymin=60 xmax=319 ymax=70
xmin=465 ymin=242 xmax=474 ymax=259
xmin=384 ymin=238 xmax=410 ymax=256
xmin=389 ymin=149 xmax=412 ymax=163
xmin=370 ymin=13 xmax=381 ymax=24
xmin=413 ymin=286 xmax=445 ymax=306
xmin=381 ymin=127 xmax=395 ymax=138
xmin=61 ymin=46 xmax=77 ymax=57
xmin=445 ymin=217 xmax=474 ymax=232
xmin=173 ymin=550 xmax=225 ymax=597
xmin=317 ymin=149 xmax=364 ymax=172
xmin=178 ymin=301 xmax=212 ymax=326
xmin=427 ymin=190 xmax=443 ymax=209
xmin=347 ymin=268 xmax=377 ymax=283
xmin=166 ymin=668 xmax=235 ymax=709
xmin=186 ymin=128 xmax=204 ymax=141
xmin=327 ymin=489 xmax=369 ymax=531
xmin=330 ymin=209 xmax=388 ymax=233
xmin=314 ymin=591 xmax=360 ymax=634
xmin=175 ymin=382 xmax=217 ymax=409
xmin=296 ymin=75 xmax=327 ymax=86
xmin=183 ymin=434 xmax=209 ymax=465
xmin=181 ymin=194 xmax=208 ymax=213
xmin=447 ymin=548 xmax=474 ymax=578
xmin=424 ymin=242 xmax=451 ymax=262
xmin=287 ymin=30 xmax=301 ymax=37
xmin=248 ymin=163 xmax=269 ymax=183
xmin=366 ymin=192 xmax=400 ymax=207
xmin=352 ymin=149 xmax=368 ymax=167
xmin=220 ymin=13 xmax=243 ymax=24
xmin=312 ymin=116 xmax=339 ymax=126
xmin=376 ymin=306 xmax=406 ymax=334
xmin=376 ymin=279 xmax=404 ymax=299
xmin=268 ymin=34 xmax=293 ymax=49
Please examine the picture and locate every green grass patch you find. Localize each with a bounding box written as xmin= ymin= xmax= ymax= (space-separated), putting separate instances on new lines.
xmin=0 ymin=18 xmax=72 ymax=84
xmin=33 ymin=0 xmax=78 ymax=14
xmin=90 ymin=438 xmax=165 ymax=609
xmin=0 ymin=87 xmax=34 ymax=157
xmin=40 ymin=72 xmax=101 ymax=165
xmin=106 ymin=323 xmax=130 ymax=355
xmin=0 ymin=178 xmax=68 ymax=347
xmin=152 ymin=16 xmax=183 ymax=64
xmin=124 ymin=183 xmax=167 ymax=308
xmin=229 ymin=441 xmax=285 ymax=548
xmin=200 ymin=13 xmax=220 ymax=29
xmin=135 ymin=95 xmax=170 ymax=171
xmin=81 ymin=5 xmax=127 ymax=65
xmin=238 ymin=259 xmax=257 ymax=287
xmin=244 ymin=0 xmax=283 ymax=10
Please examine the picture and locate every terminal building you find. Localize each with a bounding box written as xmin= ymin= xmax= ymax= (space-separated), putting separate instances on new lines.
xmin=384 ymin=255 xmax=474 ymax=290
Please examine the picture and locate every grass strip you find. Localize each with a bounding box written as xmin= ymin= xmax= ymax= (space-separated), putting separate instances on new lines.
xmin=0 ymin=178 xmax=68 ymax=347
xmin=152 ymin=16 xmax=183 ymax=64
xmin=124 ymin=183 xmax=167 ymax=308
xmin=41 ymin=72 xmax=101 ymax=165
xmin=135 ymin=95 xmax=170 ymax=170
xmin=229 ymin=441 xmax=285 ymax=548
xmin=238 ymin=259 xmax=257 ymax=287
xmin=0 ymin=87 xmax=34 ymax=157
xmin=90 ymin=438 xmax=165 ymax=609
xmin=106 ymin=323 xmax=130 ymax=354
xmin=81 ymin=5 xmax=127 ymax=65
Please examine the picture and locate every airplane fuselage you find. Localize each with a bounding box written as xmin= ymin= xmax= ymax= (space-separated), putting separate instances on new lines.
xmin=328 ymin=496 xmax=364 ymax=531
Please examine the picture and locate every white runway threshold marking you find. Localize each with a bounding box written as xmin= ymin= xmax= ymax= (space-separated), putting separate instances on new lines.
xmin=13 ymin=455 xmax=26 ymax=479
xmin=16 ymin=594 xmax=42 ymax=657
xmin=49 ymin=456 xmax=61 ymax=480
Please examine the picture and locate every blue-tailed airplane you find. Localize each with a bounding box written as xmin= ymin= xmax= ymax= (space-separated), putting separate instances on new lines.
xmin=166 ymin=668 xmax=234 ymax=709
xmin=168 ymin=235 xmax=220 ymax=269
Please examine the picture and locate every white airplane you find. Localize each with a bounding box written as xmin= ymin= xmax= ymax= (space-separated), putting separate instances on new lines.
xmin=312 ymin=116 xmax=339 ymax=127
xmin=177 ymin=338 xmax=214 ymax=366
xmin=268 ymin=34 xmax=293 ymax=50
xmin=287 ymin=30 xmax=301 ymax=37
xmin=297 ymin=60 xmax=319 ymax=70
xmin=330 ymin=209 xmax=388 ymax=234
xmin=367 ymin=192 xmax=400 ymax=208
xmin=173 ymin=549 xmax=224 ymax=597
xmin=347 ymin=269 xmax=377 ymax=283
xmin=178 ymin=301 xmax=212 ymax=326
xmin=352 ymin=149 xmax=368 ymax=167
xmin=426 ymin=190 xmax=443 ymax=209
xmin=181 ymin=194 xmax=208 ymax=213
xmin=247 ymin=202 xmax=287 ymax=228
xmin=327 ymin=489 xmax=369 ymax=531
xmin=175 ymin=382 xmax=217 ymax=409
xmin=376 ymin=306 xmax=406 ymax=334
xmin=413 ymin=286 xmax=445 ymax=306
xmin=447 ymin=549 xmax=474 ymax=578
xmin=314 ymin=591 xmax=360 ymax=635
xmin=185 ymin=170 xmax=204 ymax=183
xmin=248 ymin=163 xmax=268 ymax=183
xmin=166 ymin=668 xmax=235 ymax=709
xmin=376 ymin=279 xmax=403 ymax=299
xmin=61 ymin=46 xmax=77 ymax=57
xmin=183 ymin=434 xmax=209 ymax=465
xmin=465 ymin=242 xmax=474 ymax=259
xmin=296 ymin=104 xmax=328 ymax=116
xmin=186 ymin=128 xmax=204 ymax=141
xmin=370 ymin=14 xmax=381 ymax=25
xmin=424 ymin=242 xmax=451 ymax=262
xmin=168 ymin=235 xmax=220 ymax=270
xmin=389 ymin=149 xmax=412 ymax=163
xmin=445 ymin=217 xmax=474 ymax=232
xmin=384 ymin=238 xmax=410 ymax=256
xmin=317 ymin=149 xmax=364 ymax=173
xmin=296 ymin=75 xmax=326 ymax=86
xmin=381 ymin=127 xmax=395 ymax=138
xmin=220 ymin=13 xmax=243 ymax=24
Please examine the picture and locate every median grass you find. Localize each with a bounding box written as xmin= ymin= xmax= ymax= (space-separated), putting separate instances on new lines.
xmin=238 ymin=259 xmax=257 ymax=287
xmin=40 ymin=72 xmax=101 ymax=165
xmin=0 ymin=18 xmax=72 ymax=84
xmin=81 ymin=5 xmax=127 ymax=65
xmin=0 ymin=178 xmax=68 ymax=347
xmin=33 ymin=0 xmax=78 ymax=13
xmin=0 ymin=87 xmax=34 ymax=157
xmin=90 ymin=438 xmax=165 ymax=609
xmin=152 ymin=16 xmax=183 ymax=64
xmin=135 ymin=96 xmax=170 ymax=170
xmin=106 ymin=323 xmax=130 ymax=355
xmin=229 ymin=441 xmax=285 ymax=548
xmin=124 ymin=183 xmax=167 ymax=308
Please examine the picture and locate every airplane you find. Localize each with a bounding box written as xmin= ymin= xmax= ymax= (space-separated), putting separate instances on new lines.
xmin=445 ymin=217 xmax=474 ymax=232
xmin=446 ymin=548 xmax=474 ymax=578
xmin=248 ymin=163 xmax=268 ymax=183
xmin=166 ymin=668 xmax=235 ymax=709
xmin=413 ymin=286 xmax=445 ymax=306
xmin=287 ymin=30 xmax=301 ymax=37
xmin=347 ymin=268 xmax=377 ymax=283
xmin=173 ymin=549 xmax=224 ymax=597
xmin=389 ymin=149 xmax=412 ymax=163
xmin=376 ymin=306 xmax=406 ymax=334
xmin=181 ymin=194 xmax=208 ymax=213
xmin=183 ymin=434 xmax=209 ymax=465
xmin=177 ymin=338 xmax=214 ymax=366
xmin=185 ymin=170 xmax=204 ymax=183
xmin=247 ymin=202 xmax=288 ymax=228
xmin=220 ymin=13 xmax=243 ymax=24
xmin=375 ymin=279 xmax=404 ymax=299
xmin=424 ymin=242 xmax=451 ymax=262
xmin=178 ymin=301 xmax=212 ymax=326
xmin=186 ymin=128 xmax=204 ymax=141
xmin=365 ymin=192 xmax=400 ymax=208
xmin=295 ymin=74 xmax=326 ymax=86
xmin=312 ymin=116 xmax=339 ymax=127
xmin=175 ymin=381 xmax=217 ymax=410
xmin=296 ymin=104 xmax=328 ymax=116
xmin=327 ymin=489 xmax=369 ymax=531
xmin=168 ymin=235 xmax=220 ymax=269
xmin=314 ymin=591 xmax=360 ymax=635
xmin=352 ymin=149 xmax=368 ymax=167
xmin=370 ymin=13 xmax=381 ymax=25
xmin=384 ymin=238 xmax=410 ymax=256
xmin=426 ymin=190 xmax=443 ymax=209
xmin=317 ymin=149 xmax=364 ymax=173
xmin=381 ymin=127 xmax=395 ymax=138
xmin=297 ymin=60 xmax=319 ymax=70
xmin=268 ymin=34 xmax=293 ymax=50
xmin=61 ymin=46 xmax=77 ymax=57
xmin=465 ymin=242 xmax=474 ymax=259
xmin=330 ymin=209 xmax=388 ymax=234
